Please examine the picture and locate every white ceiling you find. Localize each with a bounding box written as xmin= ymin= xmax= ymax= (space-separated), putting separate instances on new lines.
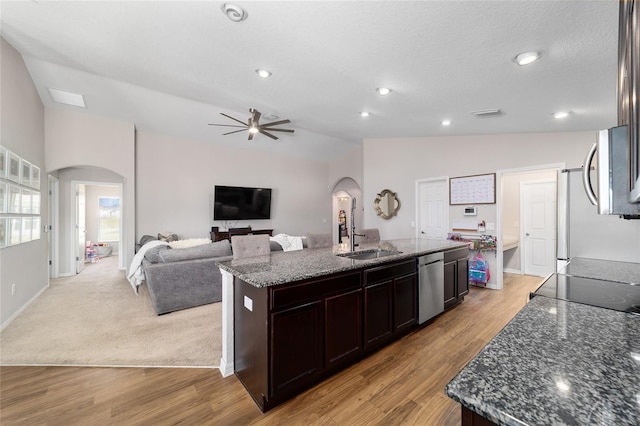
xmin=0 ymin=1 xmax=620 ymax=161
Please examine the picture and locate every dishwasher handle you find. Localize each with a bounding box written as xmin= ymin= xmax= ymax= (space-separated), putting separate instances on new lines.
xmin=418 ymin=251 xmax=444 ymax=266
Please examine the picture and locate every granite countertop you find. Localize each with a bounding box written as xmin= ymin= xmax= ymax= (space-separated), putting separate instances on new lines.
xmin=216 ymin=238 xmax=468 ymax=287
xmin=445 ymin=295 xmax=640 ymax=425
xmin=560 ymin=257 xmax=640 ymax=285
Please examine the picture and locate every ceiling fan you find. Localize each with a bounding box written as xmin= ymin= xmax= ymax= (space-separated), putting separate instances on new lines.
xmin=208 ymin=108 xmax=294 ymax=140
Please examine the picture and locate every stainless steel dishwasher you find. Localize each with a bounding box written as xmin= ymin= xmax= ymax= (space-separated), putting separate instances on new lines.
xmin=417 ymin=252 xmax=444 ymax=324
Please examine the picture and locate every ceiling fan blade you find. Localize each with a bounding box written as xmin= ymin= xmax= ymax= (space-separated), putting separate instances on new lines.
xmin=220 ymin=113 xmax=248 ymax=126
xmin=263 ymin=128 xmax=294 ymax=133
xmin=222 ymin=129 xmax=247 ymax=136
xmin=259 ymin=129 xmax=279 ymax=140
xmin=248 ymin=131 xmax=255 ymax=141
xmin=261 ymin=119 xmax=291 ymax=127
xmin=208 ymin=124 xmax=247 ymax=128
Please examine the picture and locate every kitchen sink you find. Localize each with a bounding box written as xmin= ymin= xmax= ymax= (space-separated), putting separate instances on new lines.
xmin=336 ymin=249 xmax=401 ymax=260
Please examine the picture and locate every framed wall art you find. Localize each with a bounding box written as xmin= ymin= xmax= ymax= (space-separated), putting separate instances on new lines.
xmin=31 ymin=165 xmax=40 ymax=189
xmin=8 ymin=151 xmax=20 ymax=182
xmin=0 ymin=147 xmax=7 ymax=179
xmin=449 ymin=173 xmax=496 ymax=205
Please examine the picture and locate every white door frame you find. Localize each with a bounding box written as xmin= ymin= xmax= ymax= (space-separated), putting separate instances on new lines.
xmin=69 ymin=180 xmax=124 ymax=274
xmin=415 ymin=176 xmax=450 ymax=239
xmin=48 ymin=175 xmax=59 ymax=280
xmin=496 ymin=163 xmax=565 ymax=290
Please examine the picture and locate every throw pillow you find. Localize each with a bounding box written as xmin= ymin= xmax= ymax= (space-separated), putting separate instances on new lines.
xmin=169 ymin=238 xmax=212 ymax=249
xmin=143 ymin=245 xmax=169 ymax=263
xmin=158 ymin=232 xmax=179 ymax=242
xmin=139 ymin=235 xmax=157 ymax=246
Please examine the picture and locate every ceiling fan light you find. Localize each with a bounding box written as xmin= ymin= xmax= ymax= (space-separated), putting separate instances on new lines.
xmin=255 ymin=69 xmax=272 ymax=78
xmin=513 ymin=50 xmax=542 ymax=66
xmin=249 ymin=126 xmax=259 ymax=134
xmin=360 ymin=111 xmax=371 ymax=117
xmin=441 ymin=119 xmax=451 ymax=126
xmin=553 ymin=111 xmax=570 ymax=119
xmin=376 ymin=87 xmax=391 ymax=96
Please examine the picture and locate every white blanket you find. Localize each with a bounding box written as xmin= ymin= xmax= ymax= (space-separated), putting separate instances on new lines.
xmin=127 ymin=240 xmax=169 ymax=293
xmin=270 ymin=233 xmax=304 ymax=252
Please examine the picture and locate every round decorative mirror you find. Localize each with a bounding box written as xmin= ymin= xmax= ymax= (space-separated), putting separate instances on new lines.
xmin=374 ymin=189 xmax=400 ymax=219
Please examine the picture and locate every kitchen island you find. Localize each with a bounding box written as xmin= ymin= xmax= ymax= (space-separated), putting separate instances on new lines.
xmin=216 ymin=238 xmax=469 ymax=411
xmin=445 ymin=258 xmax=640 ymax=425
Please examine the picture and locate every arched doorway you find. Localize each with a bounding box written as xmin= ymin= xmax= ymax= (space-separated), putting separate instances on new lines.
xmin=331 ymin=177 xmax=362 ymax=245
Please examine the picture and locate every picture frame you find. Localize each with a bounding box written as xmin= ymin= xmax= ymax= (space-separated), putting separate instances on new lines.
xmin=0 ymin=183 xmax=6 ymax=214
xmin=32 ymin=217 xmax=41 ymax=240
xmin=21 ymin=160 xmax=31 ymax=187
xmin=21 ymin=189 xmax=32 ymax=214
xmin=0 ymin=147 xmax=7 ymax=179
xmin=8 ymin=217 xmax=21 ymax=245
xmin=31 ymin=165 xmax=40 ymax=189
xmin=0 ymin=217 xmax=7 ymax=248
xmin=8 ymin=185 xmax=20 ymax=213
xmin=8 ymin=151 xmax=20 ymax=182
xmin=22 ymin=217 xmax=32 ymax=243
xmin=31 ymin=191 xmax=41 ymax=214
xmin=450 ymin=173 xmax=496 ymax=205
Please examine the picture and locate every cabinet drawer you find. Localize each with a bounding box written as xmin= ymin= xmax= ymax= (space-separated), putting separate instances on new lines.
xmin=271 ymin=271 xmax=361 ymax=311
xmin=364 ymin=259 xmax=416 ymax=285
xmin=444 ymin=247 xmax=469 ymax=263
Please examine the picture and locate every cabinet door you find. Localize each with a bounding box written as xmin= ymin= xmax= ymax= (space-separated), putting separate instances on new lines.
xmin=393 ymin=273 xmax=417 ymax=332
xmin=457 ymin=258 xmax=469 ymax=298
xmin=270 ymin=301 xmax=323 ymax=396
xmin=444 ymin=261 xmax=457 ymax=309
xmin=364 ymin=280 xmax=393 ymax=349
xmin=325 ymin=288 xmax=362 ymax=370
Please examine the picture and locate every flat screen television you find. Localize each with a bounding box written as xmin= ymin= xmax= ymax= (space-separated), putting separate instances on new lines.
xmin=214 ymin=185 xmax=272 ymax=220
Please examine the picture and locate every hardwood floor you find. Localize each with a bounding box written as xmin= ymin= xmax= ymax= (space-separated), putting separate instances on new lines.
xmin=0 ymin=274 xmax=543 ymax=425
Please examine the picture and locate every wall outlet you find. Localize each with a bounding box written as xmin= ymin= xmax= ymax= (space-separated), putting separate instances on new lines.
xmin=11 ymin=283 xmax=16 ymax=296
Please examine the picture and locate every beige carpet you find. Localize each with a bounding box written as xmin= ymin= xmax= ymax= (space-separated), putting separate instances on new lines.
xmin=0 ymin=256 xmax=220 ymax=368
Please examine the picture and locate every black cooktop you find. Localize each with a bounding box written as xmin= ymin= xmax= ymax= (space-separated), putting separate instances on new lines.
xmin=531 ymin=273 xmax=640 ymax=315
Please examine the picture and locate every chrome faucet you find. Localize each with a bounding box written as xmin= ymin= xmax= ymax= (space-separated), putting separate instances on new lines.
xmin=350 ymin=197 xmax=364 ymax=252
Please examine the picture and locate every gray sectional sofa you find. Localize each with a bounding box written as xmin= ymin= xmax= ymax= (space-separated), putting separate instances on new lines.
xmin=138 ymin=235 xmax=305 ymax=315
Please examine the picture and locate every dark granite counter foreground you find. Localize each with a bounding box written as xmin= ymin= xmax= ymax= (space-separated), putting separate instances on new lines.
xmin=560 ymin=257 xmax=640 ymax=285
xmin=445 ymin=296 xmax=640 ymax=426
xmin=216 ymin=238 xmax=468 ymax=287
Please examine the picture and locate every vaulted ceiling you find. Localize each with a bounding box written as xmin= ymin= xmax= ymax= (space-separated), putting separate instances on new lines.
xmin=1 ymin=1 xmax=620 ymax=161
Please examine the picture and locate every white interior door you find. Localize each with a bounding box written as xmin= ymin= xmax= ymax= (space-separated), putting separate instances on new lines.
xmin=522 ymin=181 xmax=556 ymax=277
xmin=417 ymin=178 xmax=449 ymax=240
xmin=76 ymin=184 xmax=86 ymax=274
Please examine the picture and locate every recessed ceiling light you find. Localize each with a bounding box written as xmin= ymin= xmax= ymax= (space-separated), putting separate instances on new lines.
xmin=255 ymin=69 xmax=271 ymax=78
xmin=360 ymin=111 xmax=371 ymax=117
xmin=513 ymin=50 xmax=543 ymax=66
xmin=376 ymin=87 xmax=392 ymax=96
xmin=553 ymin=111 xmax=570 ymax=119
xmin=48 ymin=88 xmax=86 ymax=108
xmin=442 ymin=119 xmax=451 ymax=126
xmin=221 ymin=3 xmax=248 ymax=22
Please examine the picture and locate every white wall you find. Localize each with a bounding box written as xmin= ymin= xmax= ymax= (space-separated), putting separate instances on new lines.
xmin=45 ymin=109 xmax=135 ymax=270
xmin=135 ymin=131 xmax=331 ymax=240
xmin=362 ymin=132 xmax=640 ymax=263
xmin=1 ymin=38 xmax=48 ymax=327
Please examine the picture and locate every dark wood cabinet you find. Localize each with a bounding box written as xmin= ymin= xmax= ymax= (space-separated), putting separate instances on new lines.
xmin=234 ymin=257 xmax=425 ymax=412
xmin=211 ymin=228 xmax=273 ymax=242
xmin=363 ymin=259 xmax=417 ymax=351
xmin=444 ymin=248 xmax=469 ymax=309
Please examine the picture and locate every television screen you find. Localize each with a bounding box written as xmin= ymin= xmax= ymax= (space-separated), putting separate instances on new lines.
xmin=214 ymin=185 xmax=272 ymax=220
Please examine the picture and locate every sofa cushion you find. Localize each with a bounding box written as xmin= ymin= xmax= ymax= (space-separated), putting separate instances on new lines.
xmin=158 ymin=240 xmax=232 ymax=263
xmin=139 ymin=234 xmax=157 ymax=246
xmin=144 ymin=245 xmax=170 ymax=263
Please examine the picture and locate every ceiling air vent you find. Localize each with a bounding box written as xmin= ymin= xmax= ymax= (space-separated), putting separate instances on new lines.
xmin=471 ymin=108 xmax=504 ymax=118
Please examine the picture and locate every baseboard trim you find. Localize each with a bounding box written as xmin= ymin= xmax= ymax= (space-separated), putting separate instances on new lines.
xmin=503 ymin=268 xmax=522 ymax=274
xmin=219 ymin=357 xmax=234 ymax=377
xmin=1 ymin=284 xmax=49 ymax=331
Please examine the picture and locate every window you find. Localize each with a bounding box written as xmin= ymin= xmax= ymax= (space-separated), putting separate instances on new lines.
xmin=98 ymin=197 xmax=120 ymax=242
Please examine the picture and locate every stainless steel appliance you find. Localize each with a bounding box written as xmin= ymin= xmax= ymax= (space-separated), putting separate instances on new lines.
xmin=618 ymin=0 xmax=640 ymax=203
xmin=417 ymin=252 xmax=444 ymax=324
xmin=583 ymin=125 xmax=640 ymax=218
